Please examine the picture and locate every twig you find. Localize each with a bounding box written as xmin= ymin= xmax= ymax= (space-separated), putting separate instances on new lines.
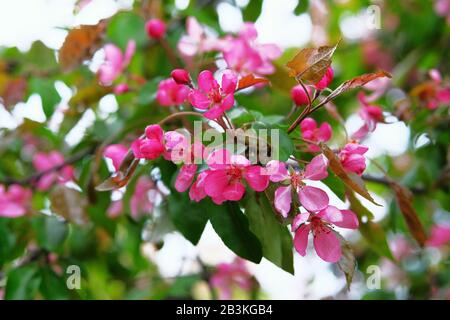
xmin=361 ymin=174 xmax=426 ymax=194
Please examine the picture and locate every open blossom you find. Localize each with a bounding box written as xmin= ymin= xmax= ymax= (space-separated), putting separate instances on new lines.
xmin=292 ymin=206 xmax=359 ymax=262
xmin=221 ymin=23 xmax=282 ymax=76
xmin=266 ymin=154 xmax=329 ymax=217
xmin=33 ymin=151 xmax=74 ymax=190
xmin=315 ymin=67 xmax=334 ymax=90
xmin=194 ymin=149 xmax=268 ymax=204
xmin=339 ymin=143 xmax=369 ymax=175
xmin=210 ymin=258 xmax=254 ymax=300
xmin=156 ymin=78 xmax=190 ymax=106
xmin=300 ymin=118 xmax=332 ymax=152
xmin=98 ymin=40 xmax=135 ymax=86
xmin=426 ymin=224 xmax=450 ymax=248
xmin=352 ymin=92 xmax=384 ymax=140
xmin=0 ymin=184 xmax=32 ymax=218
xmin=104 ymin=144 xmax=128 ymax=171
xmin=189 ymin=70 xmax=237 ymax=120
xmin=177 ymin=17 xmax=219 ymax=57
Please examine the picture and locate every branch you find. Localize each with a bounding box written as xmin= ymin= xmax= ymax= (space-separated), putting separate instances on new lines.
xmin=361 ymin=174 xmax=426 ymax=195
xmin=0 ymin=146 xmax=96 ymax=186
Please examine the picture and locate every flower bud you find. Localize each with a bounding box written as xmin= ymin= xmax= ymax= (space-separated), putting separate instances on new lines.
xmin=145 ymin=19 xmax=166 ymax=39
xmin=291 ymin=85 xmax=311 ymax=106
xmin=171 ymin=69 xmax=191 ymax=85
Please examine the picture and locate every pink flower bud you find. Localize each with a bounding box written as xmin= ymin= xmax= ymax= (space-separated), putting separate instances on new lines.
xmin=114 ymin=83 xmax=129 ymax=95
xmin=145 ymin=19 xmax=166 ymax=39
xmin=315 ymin=67 xmax=334 ymax=90
xmin=291 ymin=85 xmax=311 ymax=106
xmin=171 ymin=69 xmax=191 ymax=85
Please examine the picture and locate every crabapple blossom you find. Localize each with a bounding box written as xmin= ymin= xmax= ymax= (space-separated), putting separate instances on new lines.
xmin=291 ymin=84 xmax=312 ymax=106
xmin=188 ymin=70 xmax=237 ymax=120
xmin=156 ymin=78 xmax=190 ymax=106
xmin=300 ymin=117 xmax=332 ymax=152
xmin=177 ymin=17 xmax=219 ymax=57
xmin=339 ymin=142 xmax=369 ymax=176
xmin=32 ymin=151 xmax=74 ymax=191
xmin=131 ymin=125 xmax=166 ymax=160
xmin=98 ymin=40 xmax=135 ymax=86
xmin=221 ymin=23 xmax=282 ymax=76
xmin=352 ymin=92 xmax=384 ymax=140
xmin=292 ymin=205 xmax=359 ymax=262
xmin=0 ymin=184 xmax=32 ymax=218
xmin=210 ymin=258 xmax=253 ymax=300
xmin=266 ymin=154 xmax=329 ymax=217
xmin=426 ymin=224 xmax=450 ymax=248
xmin=171 ymin=68 xmax=191 ymax=85
xmin=200 ymin=149 xmax=269 ymax=204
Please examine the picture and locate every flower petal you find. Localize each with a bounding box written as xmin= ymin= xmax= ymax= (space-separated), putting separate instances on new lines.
xmin=175 ymin=164 xmax=197 ymax=192
xmin=243 ymin=165 xmax=269 ymax=192
xmin=298 ymin=186 xmax=329 ymax=212
xmin=313 ymin=227 xmax=341 ymax=263
xmin=294 ymin=224 xmax=311 ymax=256
xmin=304 ymin=154 xmax=328 ymax=180
xmin=223 ymin=181 xmax=246 ymax=201
xmin=274 ymin=185 xmax=292 ymax=218
xmin=265 ymin=160 xmax=289 ymax=182
xmin=198 ymin=70 xmax=216 ymax=92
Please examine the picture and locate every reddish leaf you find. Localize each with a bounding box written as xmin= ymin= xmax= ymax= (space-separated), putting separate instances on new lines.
xmin=286 ymin=43 xmax=338 ymax=83
xmin=321 ymin=143 xmax=380 ymax=205
xmin=335 ymin=232 xmax=356 ymax=290
xmin=58 ymin=21 xmax=107 ymax=72
xmin=237 ymin=74 xmax=269 ymax=91
xmin=390 ymin=181 xmax=427 ymax=247
xmin=324 ymin=70 xmax=392 ymax=103
xmin=0 ymin=77 xmax=27 ymax=109
xmin=50 ymin=185 xmax=88 ymax=225
xmin=95 ymin=157 xmax=140 ymax=191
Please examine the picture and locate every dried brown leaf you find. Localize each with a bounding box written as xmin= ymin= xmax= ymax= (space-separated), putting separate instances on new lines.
xmin=237 ymin=74 xmax=269 ymax=91
xmin=50 ymin=185 xmax=88 ymax=225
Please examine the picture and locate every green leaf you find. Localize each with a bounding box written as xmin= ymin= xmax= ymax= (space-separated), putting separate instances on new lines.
xmin=40 ymin=267 xmax=71 ymax=300
xmin=322 ymin=172 xmax=346 ymax=201
xmin=5 ymin=264 xmax=41 ymax=300
xmin=242 ymin=0 xmax=263 ymax=22
xmin=32 ymin=215 xmax=69 ymax=252
xmin=294 ymin=0 xmax=309 ymax=15
xmin=209 ymin=202 xmax=262 ymax=263
xmin=106 ymin=11 xmax=148 ymax=49
xmin=0 ymin=220 xmax=16 ymax=265
xmin=28 ymin=78 xmax=61 ymax=118
xmin=243 ymin=191 xmax=294 ymax=274
xmin=252 ymin=122 xmax=294 ymax=162
xmin=167 ymin=192 xmax=210 ymax=245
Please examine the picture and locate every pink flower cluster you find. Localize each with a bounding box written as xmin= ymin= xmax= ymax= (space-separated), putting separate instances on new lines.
xmin=291 ymin=67 xmax=334 ymax=106
xmin=352 ymin=92 xmax=384 ymax=140
xmin=210 ymin=258 xmax=253 ymax=299
xmin=0 ymin=184 xmax=31 ymax=218
xmin=33 ymin=151 xmax=74 ymax=191
xmin=98 ymin=40 xmax=135 ymax=86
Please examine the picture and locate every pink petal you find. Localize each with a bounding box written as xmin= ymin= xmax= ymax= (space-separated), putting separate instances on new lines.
xmin=203 ymin=104 xmax=224 ymax=119
xmin=131 ymin=139 xmax=143 ymax=158
xmin=243 ymin=165 xmax=269 ymax=192
xmin=223 ymin=181 xmax=246 ymax=201
xmin=313 ymin=227 xmax=341 ymax=262
xmin=265 ymin=160 xmax=289 ymax=182
xmin=298 ymin=186 xmax=329 ymax=212
xmin=198 ymin=70 xmax=216 ymax=92
xmin=317 ymin=206 xmax=359 ymax=229
xmin=220 ymin=94 xmax=235 ymax=111
xmin=294 ymin=224 xmax=311 ymax=256
xmin=0 ymin=202 xmax=26 ymax=218
xmin=300 ymin=117 xmax=317 ymax=133
xmin=317 ymin=122 xmax=332 ymax=142
xmin=188 ymin=90 xmax=210 ymax=110
xmin=104 ymin=144 xmax=128 ymax=171
xmin=221 ymin=71 xmax=237 ymax=94
xmin=292 ymin=212 xmax=310 ymax=231
xmin=189 ymin=171 xmax=208 ymax=202
xmin=304 ymin=154 xmax=328 ymax=180
xmin=123 ymin=40 xmax=136 ymax=66
xmin=204 ymin=170 xmax=230 ymax=198
xmin=145 ymin=124 xmax=164 ymax=143
xmin=207 ymin=149 xmax=231 ymax=169
xmin=274 ymin=186 xmax=292 ymax=218
xmin=175 ymin=164 xmax=198 ymax=192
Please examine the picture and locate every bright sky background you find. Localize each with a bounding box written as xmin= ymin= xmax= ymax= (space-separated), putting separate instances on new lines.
xmin=0 ymin=0 xmax=408 ymax=299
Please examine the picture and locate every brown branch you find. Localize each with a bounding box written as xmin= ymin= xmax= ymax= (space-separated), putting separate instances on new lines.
xmin=361 ymin=174 xmax=426 ymax=195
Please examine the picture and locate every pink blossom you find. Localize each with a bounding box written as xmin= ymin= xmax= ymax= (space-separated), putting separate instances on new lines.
xmin=145 ymin=19 xmax=166 ymax=39
xmin=291 ymin=84 xmax=312 ymax=106
xmin=177 ymin=17 xmax=219 ymax=57
xmin=292 ymin=206 xmax=359 ymax=262
xmin=389 ymin=235 xmax=414 ymax=261
xmin=426 ymin=224 xmax=450 ymax=248
xmin=339 ymin=143 xmax=369 ymax=176
xmin=188 ymin=70 xmax=237 ymax=120
xmin=156 ymin=78 xmax=190 ymax=106
xmin=114 ymin=83 xmax=129 ymax=95
xmin=210 ymin=258 xmax=253 ymax=300
xmin=107 ymin=199 xmax=123 ymax=219
xmin=0 ymin=184 xmax=32 ymax=218
xmin=300 ymin=117 xmax=332 ymax=152
xmin=32 ymin=151 xmax=74 ymax=190
xmin=221 ymin=23 xmax=282 ymax=76
xmin=352 ymin=92 xmax=384 ymax=140
xmin=131 ymin=125 xmax=166 ymax=160
xmin=200 ymin=149 xmax=269 ymax=204
xmin=435 ymin=0 xmax=450 ymax=24
xmin=98 ymin=40 xmax=135 ymax=86
xmin=423 ymin=69 xmax=450 ymax=110
xmin=315 ymin=67 xmax=334 ymax=90
xmin=104 ymin=144 xmax=128 ymax=171
xmin=189 ymin=170 xmax=209 ymax=202
xmin=266 ymin=154 xmax=329 ymax=217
